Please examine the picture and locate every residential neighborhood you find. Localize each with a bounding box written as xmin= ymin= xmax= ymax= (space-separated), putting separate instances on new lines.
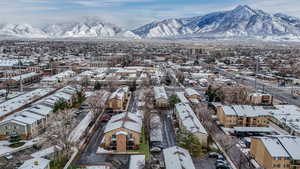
xmin=0 ymin=39 xmax=300 ymax=169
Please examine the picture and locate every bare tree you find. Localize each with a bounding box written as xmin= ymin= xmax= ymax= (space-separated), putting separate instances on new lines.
xmin=87 ymin=90 xmax=111 ymax=120
xmin=142 ymin=88 xmax=154 ymax=140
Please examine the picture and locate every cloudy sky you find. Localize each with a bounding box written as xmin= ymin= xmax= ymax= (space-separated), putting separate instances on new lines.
xmin=1 ymin=0 xmax=300 ymax=29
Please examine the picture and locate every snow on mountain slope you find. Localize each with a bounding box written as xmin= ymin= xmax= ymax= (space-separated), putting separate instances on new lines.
xmin=117 ymin=31 xmax=141 ymax=39
xmin=1 ymin=5 xmax=300 ymax=41
xmin=0 ymin=24 xmax=47 ymax=38
xmin=43 ymin=17 xmax=122 ymax=38
xmin=132 ymin=18 xmax=194 ymax=38
xmin=133 ymin=5 xmax=300 ymax=39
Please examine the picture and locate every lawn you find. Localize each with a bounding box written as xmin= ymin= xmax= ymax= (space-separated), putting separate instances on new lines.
xmin=129 ymin=127 xmax=150 ymax=160
xmin=9 ymin=142 xmax=25 ymax=148
xmin=50 ymin=157 xmax=69 ymax=169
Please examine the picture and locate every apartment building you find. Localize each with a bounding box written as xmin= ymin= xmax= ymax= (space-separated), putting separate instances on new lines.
xmin=41 ymin=70 xmax=76 ymax=87
xmin=217 ymin=105 xmax=269 ymax=128
xmin=176 ymin=92 xmax=190 ymax=104
xmin=163 ymin=146 xmax=196 ymax=169
xmin=185 ymin=88 xmax=202 ymax=101
xmin=248 ymin=92 xmax=273 ymax=105
xmin=18 ymin=158 xmax=50 ymax=169
xmin=175 ymin=103 xmax=208 ymax=147
xmin=102 ymin=112 xmax=142 ymax=152
xmin=154 ymin=86 xmax=169 ymax=108
xmin=107 ymin=86 xmax=130 ymax=111
xmin=250 ymin=136 xmax=300 ymax=169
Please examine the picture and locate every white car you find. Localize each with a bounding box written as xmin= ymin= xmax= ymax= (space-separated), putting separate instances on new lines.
xmin=4 ymin=153 xmax=13 ymax=160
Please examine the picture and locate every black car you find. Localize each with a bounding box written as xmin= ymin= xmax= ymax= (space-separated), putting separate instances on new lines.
xmin=208 ymin=152 xmax=221 ymax=158
xmin=216 ymin=163 xmax=230 ymax=169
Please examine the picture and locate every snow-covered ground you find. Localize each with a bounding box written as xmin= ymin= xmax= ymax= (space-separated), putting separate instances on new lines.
xmin=68 ymin=111 xmax=92 ymax=143
xmin=0 ymin=138 xmax=41 ymax=157
xmin=97 ymin=147 xmax=113 ymax=153
xmin=31 ymin=145 xmax=62 ymax=158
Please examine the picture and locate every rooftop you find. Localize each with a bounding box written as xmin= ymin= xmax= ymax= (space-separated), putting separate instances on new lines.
xmin=163 ymin=146 xmax=196 ymax=169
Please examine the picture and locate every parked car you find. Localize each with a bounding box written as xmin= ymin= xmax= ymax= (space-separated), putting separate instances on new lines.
xmin=4 ymin=153 xmax=13 ymax=160
xmin=215 ymin=159 xmax=227 ymax=166
xmin=209 ymin=152 xmax=221 ymax=158
xmin=217 ymin=155 xmax=225 ymax=161
xmin=100 ymin=114 xmax=111 ymax=123
xmin=216 ymin=163 xmax=230 ymax=169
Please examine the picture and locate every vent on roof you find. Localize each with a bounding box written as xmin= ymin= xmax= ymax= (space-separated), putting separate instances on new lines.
xmin=34 ymin=161 xmax=39 ymax=166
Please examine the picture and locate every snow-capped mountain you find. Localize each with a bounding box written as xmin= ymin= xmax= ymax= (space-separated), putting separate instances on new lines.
xmin=0 ymin=23 xmax=47 ymax=38
xmin=1 ymin=5 xmax=300 ymax=40
xmin=133 ymin=5 xmax=300 ymax=39
xmin=132 ymin=18 xmax=194 ymax=38
xmin=0 ymin=17 xmax=131 ymax=39
xmin=43 ymin=17 xmax=123 ymax=38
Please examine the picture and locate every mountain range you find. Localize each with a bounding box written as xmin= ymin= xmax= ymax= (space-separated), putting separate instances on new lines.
xmin=1 ymin=5 xmax=300 ymax=40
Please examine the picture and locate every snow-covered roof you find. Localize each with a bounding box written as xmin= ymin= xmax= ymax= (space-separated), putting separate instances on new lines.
xmin=31 ymin=146 xmax=63 ymax=158
xmin=175 ymin=103 xmax=207 ymax=135
xmin=222 ymin=105 xmax=268 ymax=117
xmin=104 ymin=112 xmax=142 ymax=133
xmin=154 ymin=86 xmax=168 ymax=100
xmin=163 ymin=146 xmax=195 ymax=169
xmin=41 ymin=70 xmax=75 ymax=82
xmin=20 ymin=111 xmax=44 ymax=121
xmin=26 ymin=104 xmax=52 ymax=116
xmin=18 ymin=158 xmax=50 ymax=169
xmin=176 ymin=92 xmax=189 ymax=103
xmin=258 ymin=136 xmax=300 ymax=160
xmin=109 ymin=86 xmax=129 ymax=100
xmin=261 ymin=137 xmax=290 ymax=157
xmin=0 ymin=72 xmax=40 ymax=81
xmin=0 ymin=88 xmax=54 ymax=118
xmin=185 ymin=88 xmax=200 ymax=97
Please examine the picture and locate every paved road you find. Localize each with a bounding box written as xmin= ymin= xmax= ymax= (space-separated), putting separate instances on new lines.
xmin=217 ymin=68 xmax=300 ymax=106
xmin=161 ymin=110 xmax=176 ymax=148
xmin=75 ymin=122 xmax=129 ymax=167
xmin=193 ymin=156 xmax=216 ymax=169
xmin=195 ymin=104 xmax=254 ymax=169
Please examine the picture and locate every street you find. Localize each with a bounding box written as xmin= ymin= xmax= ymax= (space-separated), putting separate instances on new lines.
xmin=161 ymin=110 xmax=176 ymax=148
xmin=218 ymin=68 xmax=300 ymax=106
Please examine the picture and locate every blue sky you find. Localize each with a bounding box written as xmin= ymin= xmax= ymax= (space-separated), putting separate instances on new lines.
xmin=1 ymin=0 xmax=300 ymax=29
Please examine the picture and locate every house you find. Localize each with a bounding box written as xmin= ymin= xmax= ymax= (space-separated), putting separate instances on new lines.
xmin=102 ymin=112 xmax=142 ymax=152
xmin=154 ymin=86 xmax=169 ymax=108
xmin=163 ymin=146 xmax=196 ymax=169
xmin=18 ymin=158 xmax=50 ymax=169
xmin=107 ymin=86 xmax=130 ymax=111
xmin=185 ymin=88 xmax=202 ymax=101
xmin=250 ymin=136 xmax=300 ymax=169
xmin=175 ymin=103 xmax=208 ymax=147
xmin=217 ymin=105 xmax=269 ymax=128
